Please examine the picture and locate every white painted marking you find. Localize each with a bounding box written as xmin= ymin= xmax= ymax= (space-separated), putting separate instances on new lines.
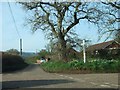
xmin=90 ymin=82 xmax=97 ymax=85
xmin=105 ymin=83 xmax=110 ymax=85
xmin=100 ymin=85 xmax=111 ymax=87
xmin=55 ymin=73 xmax=86 ymax=82
xmin=54 ymin=73 xmax=118 ymax=88
xmin=69 ymin=77 xmax=74 ymax=79
xmin=60 ymin=75 xmax=63 ymax=76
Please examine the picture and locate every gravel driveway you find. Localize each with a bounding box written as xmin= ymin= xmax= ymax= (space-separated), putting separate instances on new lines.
xmin=2 ymin=64 xmax=119 ymax=89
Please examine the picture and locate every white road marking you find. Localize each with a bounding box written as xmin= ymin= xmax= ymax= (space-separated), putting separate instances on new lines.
xmin=105 ymin=83 xmax=110 ymax=84
xmin=100 ymin=84 xmax=111 ymax=87
xmin=69 ymin=77 xmax=74 ymax=79
xmin=60 ymin=75 xmax=63 ymax=76
xmin=54 ymin=73 xmax=117 ymax=88
xmin=55 ymin=73 xmax=85 ymax=82
xmin=90 ymin=82 xmax=97 ymax=85
xmin=103 ymin=83 xmax=118 ymax=87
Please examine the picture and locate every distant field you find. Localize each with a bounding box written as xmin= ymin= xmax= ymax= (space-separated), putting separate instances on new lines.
xmin=21 ymin=52 xmax=37 ymax=58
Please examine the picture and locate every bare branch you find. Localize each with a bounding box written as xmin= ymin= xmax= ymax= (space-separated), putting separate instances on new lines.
xmin=65 ymin=16 xmax=87 ymax=35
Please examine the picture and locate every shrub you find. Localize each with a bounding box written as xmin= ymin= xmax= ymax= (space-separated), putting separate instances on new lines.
xmin=41 ymin=59 xmax=119 ymax=73
xmin=41 ymin=60 xmax=71 ymax=72
xmin=68 ymin=60 xmax=84 ymax=69
xmin=37 ymin=49 xmax=51 ymax=58
xmin=6 ymin=49 xmax=19 ymax=55
xmin=2 ymin=53 xmax=28 ymax=73
xmin=25 ymin=56 xmax=38 ymax=64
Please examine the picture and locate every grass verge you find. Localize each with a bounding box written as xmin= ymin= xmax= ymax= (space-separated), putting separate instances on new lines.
xmin=40 ymin=59 xmax=120 ymax=74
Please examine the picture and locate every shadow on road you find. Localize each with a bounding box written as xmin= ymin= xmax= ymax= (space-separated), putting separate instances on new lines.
xmin=2 ymin=79 xmax=75 ymax=89
xmin=3 ymin=64 xmax=40 ymax=74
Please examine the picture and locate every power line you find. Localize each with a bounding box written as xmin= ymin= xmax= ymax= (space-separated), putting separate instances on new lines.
xmin=7 ymin=1 xmax=21 ymax=38
xmin=7 ymin=1 xmax=23 ymax=55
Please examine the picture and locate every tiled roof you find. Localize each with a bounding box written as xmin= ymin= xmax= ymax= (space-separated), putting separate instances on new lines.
xmin=86 ymin=40 xmax=119 ymax=51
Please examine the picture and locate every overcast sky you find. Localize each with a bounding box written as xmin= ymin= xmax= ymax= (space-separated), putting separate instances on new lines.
xmin=1 ymin=2 xmax=112 ymax=52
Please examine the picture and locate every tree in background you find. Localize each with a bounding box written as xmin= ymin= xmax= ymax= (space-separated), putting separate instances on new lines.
xmin=101 ymin=2 xmax=120 ymax=42
xmin=6 ymin=49 xmax=19 ymax=55
xmin=37 ymin=49 xmax=51 ymax=59
xmin=98 ymin=2 xmax=120 ymax=41
xmin=19 ymin=1 xmax=118 ymax=61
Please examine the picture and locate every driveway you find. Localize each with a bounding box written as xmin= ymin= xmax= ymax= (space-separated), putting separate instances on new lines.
xmin=2 ymin=64 xmax=119 ymax=89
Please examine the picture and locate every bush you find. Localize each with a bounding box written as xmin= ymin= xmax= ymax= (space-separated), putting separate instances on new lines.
xmin=37 ymin=49 xmax=51 ymax=58
xmin=25 ymin=56 xmax=39 ymax=64
xmin=41 ymin=59 xmax=120 ymax=73
xmin=41 ymin=60 xmax=71 ymax=73
xmin=6 ymin=49 xmax=19 ymax=55
xmin=68 ymin=60 xmax=84 ymax=70
xmin=2 ymin=53 xmax=28 ymax=73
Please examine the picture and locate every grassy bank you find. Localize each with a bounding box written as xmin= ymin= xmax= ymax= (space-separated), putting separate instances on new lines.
xmin=40 ymin=59 xmax=120 ymax=74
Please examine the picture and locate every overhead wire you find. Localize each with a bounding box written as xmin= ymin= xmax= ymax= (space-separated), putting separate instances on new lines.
xmin=7 ymin=1 xmax=21 ymax=39
xmin=7 ymin=1 xmax=23 ymax=55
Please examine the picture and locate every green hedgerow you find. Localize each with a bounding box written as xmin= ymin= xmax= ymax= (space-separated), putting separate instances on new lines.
xmin=40 ymin=59 xmax=120 ymax=73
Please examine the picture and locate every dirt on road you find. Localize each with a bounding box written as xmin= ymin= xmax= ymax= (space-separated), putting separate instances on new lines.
xmin=2 ymin=64 xmax=119 ymax=89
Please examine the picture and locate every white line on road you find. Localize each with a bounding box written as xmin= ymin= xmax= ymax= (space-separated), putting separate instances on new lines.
xmin=69 ymin=77 xmax=74 ymax=79
xmin=54 ymin=73 xmax=117 ymax=88
xmin=100 ymin=84 xmax=111 ymax=87
xmin=60 ymin=75 xmax=63 ymax=76
xmin=105 ymin=83 xmax=110 ymax=84
xmin=55 ymin=73 xmax=85 ymax=82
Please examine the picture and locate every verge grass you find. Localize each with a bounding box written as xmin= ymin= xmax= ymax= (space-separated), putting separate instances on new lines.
xmin=40 ymin=59 xmax=120 ymax=73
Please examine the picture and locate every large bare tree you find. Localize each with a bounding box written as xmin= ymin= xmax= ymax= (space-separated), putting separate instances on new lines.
xmin=19 ymin=1 xmax=118 ymax=61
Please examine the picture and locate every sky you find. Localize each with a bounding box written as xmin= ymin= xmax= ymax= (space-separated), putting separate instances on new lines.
xmin=0 ymin=2 xmax=113 ymax=53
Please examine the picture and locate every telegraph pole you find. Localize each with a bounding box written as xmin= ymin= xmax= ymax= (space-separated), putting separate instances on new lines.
xmin=20 ymin=38 xmax=22 ymax=56
xmin=83 ymin=39 xmax=86 ymax=63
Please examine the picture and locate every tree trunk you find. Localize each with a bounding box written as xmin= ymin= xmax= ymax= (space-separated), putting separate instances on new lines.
xmin=58 ymin=33 xmax=68 ymax=62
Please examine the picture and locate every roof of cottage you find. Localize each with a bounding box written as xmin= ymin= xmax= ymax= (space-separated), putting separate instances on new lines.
xmin=86 ymin=40 xmax=120 ymax=51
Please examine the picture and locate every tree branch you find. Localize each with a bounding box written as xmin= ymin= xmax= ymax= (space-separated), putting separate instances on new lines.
xmin=109 ymin=2 xmax=120 ymax=9
xmin=65 ymin=16 xmax=87 ymax=35
xmin=102 ymin=2 xmax=120 ymax=9
xmin=39 ymin=4 xmax=58 ymax=36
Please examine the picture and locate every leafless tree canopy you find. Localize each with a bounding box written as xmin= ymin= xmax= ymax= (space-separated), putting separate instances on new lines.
xmin=19 ymin=1 xmax=119 ymax=61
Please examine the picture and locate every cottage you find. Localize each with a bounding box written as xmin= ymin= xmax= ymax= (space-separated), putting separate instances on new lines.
xmin=86 ymin=40 xmax=120 ymax=59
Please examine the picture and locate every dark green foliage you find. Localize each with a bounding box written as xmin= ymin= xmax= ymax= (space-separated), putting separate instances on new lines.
xmin=87 ymin=49 xmax=120 ymax=60
xmin=40 ymin=59 xmax=120 ymax=73
xmin=25 ymin=56 xmax=38 ymax=64
xmin=2 ymin=53 xmax=28 ymax=73
xmin=37 ymin=50 xmax=51 ymax=59
xmin=41 ymin=60 xmax=71 ymax=73
xmin=6 ymin=49 xmax=19 ymax=55
xmin=68 ymin=60 xmax=84 ymax=70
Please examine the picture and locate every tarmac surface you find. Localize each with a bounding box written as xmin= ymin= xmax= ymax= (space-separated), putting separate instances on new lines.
xmin=1 ymin=64 xmax=119 ymax=89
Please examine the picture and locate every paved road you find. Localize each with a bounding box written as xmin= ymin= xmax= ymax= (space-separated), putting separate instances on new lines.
xmin=2 ymin=64 xmax=119 ymax=89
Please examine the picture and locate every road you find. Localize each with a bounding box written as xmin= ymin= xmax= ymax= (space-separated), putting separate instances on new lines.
xmin=2 ymin=64 xmax=119 ymax=89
